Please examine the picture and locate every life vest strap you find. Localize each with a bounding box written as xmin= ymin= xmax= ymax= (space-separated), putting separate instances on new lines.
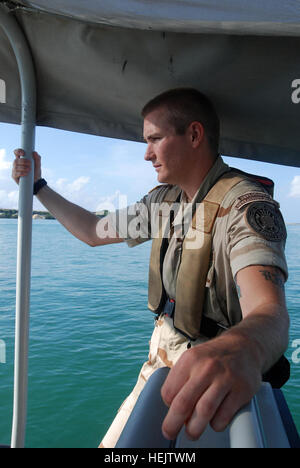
xmin=162 ymin=299 xmax=228 ymax=339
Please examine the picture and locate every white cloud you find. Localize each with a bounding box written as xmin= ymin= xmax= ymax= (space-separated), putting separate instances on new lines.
xmin=0 ymin=149 xmax=17 ymax=208
xmin=55 ymin=178 xmax=68 ymax=190
xmin=289 ymin=176 xmax=300 ymax=198
xmin=0 ymin=189 xmax=18 ymax=208
xmin=95 ymin=190 xmax=128 ymax=212
xmin=68 ymin=176 xmax=90 ymax=192
xmin=0 ymin=148 xmax=12 ymax=177
xmin=46 ymin=175 xmax=95 ymax=210
xmin=53 ymin=176 xmax=90 ymax=194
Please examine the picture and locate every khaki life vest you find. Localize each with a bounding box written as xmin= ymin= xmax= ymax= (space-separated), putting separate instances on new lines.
xmin=147 ymin=169 xmax=273 ymax=340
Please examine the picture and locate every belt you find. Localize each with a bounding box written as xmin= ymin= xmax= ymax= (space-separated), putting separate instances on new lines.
xmin=162 ymin=298 xmax=228 ymax=339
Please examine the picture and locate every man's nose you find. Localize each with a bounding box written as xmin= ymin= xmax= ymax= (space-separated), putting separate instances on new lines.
xmin=144 ymin=144 xmax=155 ymax=161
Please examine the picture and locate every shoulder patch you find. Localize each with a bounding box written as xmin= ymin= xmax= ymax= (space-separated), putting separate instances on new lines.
xmin=235 ymin=191 xmax=277 ymax=210
xmin=245 ymin=202 xmax=287 ymax=242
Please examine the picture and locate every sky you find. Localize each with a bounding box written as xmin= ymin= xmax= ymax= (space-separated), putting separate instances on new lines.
xmin=0 ymin=121 xmax=300 ymax=223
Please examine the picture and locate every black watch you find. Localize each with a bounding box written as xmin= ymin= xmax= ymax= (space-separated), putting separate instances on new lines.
xmin=33 ymin=178 xmax=47 ymax=195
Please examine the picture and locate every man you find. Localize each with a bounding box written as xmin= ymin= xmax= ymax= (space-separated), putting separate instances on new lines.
xmin=12 ymin=88 xmax=289 ymax=447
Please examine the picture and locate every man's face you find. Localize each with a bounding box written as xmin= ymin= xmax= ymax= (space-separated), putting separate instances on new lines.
xmin=143 ymin=108 xmax=191 ymax=185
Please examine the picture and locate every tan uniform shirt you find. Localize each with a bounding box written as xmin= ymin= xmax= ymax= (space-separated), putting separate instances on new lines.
xmin=107 ymin=156 xmax=288 ymax=329
xmin=100 ymin=156 xmax=288 ymax=448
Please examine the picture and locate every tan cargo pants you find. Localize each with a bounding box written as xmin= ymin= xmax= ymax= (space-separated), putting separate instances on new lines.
xmin=99 ymin=314 xmax=207 ymax=448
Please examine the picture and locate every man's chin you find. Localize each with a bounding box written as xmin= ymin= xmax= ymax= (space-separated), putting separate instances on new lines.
xmin=157 ymin=172 xmax=171 ymax=184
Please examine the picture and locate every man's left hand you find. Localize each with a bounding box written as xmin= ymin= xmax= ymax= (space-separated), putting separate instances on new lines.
xmin=160 ymin=333 xmax=262 ymax=440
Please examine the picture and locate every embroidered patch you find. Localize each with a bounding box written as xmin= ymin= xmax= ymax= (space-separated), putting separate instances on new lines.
xmin=235 ymin=192 xmax=276 ymax=210
xmin=245 ymin=202 xmax=287 ymax=242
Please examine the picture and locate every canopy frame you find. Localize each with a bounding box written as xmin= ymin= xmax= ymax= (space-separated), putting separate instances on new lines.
xmin=0 ymin=3 xmax=36 ymax=449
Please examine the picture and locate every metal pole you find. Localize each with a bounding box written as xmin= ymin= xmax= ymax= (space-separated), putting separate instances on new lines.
xmin=0 ymin=4 xmax=36 ymax=448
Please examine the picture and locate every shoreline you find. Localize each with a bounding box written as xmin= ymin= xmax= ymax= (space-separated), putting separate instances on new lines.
xmin=0 ymin=208 xmax=108 ymax=220
xmin=0 ymin=209 xmax=54 ymax=220
xmin=1 ymin=209 xmax=299 ymax=224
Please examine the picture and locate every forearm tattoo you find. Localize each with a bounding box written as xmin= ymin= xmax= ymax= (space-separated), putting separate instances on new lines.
xmin=236 ymin=282 xmax=242 ymax=299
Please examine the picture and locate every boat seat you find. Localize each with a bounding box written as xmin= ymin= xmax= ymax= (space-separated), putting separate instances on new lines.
xmin=116 ymin=367 xmax=300 ymax=448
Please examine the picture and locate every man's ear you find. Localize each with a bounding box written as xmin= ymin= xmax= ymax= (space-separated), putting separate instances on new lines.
xmin=189 ymin=121 xmax=205 ymax=147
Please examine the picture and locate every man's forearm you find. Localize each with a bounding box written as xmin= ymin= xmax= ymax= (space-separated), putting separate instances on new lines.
xmin=36 ymin=185 xmax=100 ymax=246
xmin=233 ymin=265 xmax=290 ymax=375
xmin=221 ymin=303 xmax=290 ymax=375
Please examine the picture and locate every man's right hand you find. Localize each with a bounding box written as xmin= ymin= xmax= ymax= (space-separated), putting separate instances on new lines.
xmin=12 ymin=149 xmax=42 ymax=185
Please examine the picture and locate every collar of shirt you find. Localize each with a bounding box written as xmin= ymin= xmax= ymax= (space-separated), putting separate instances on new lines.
xmin=172 ymin=156 xmax=230 ymax=230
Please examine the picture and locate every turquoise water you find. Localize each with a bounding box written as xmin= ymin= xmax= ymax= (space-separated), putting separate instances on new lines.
xmin=0 ymin=220 xmax=299 ymax=448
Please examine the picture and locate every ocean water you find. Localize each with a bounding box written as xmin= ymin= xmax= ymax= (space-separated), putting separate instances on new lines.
xmin=0 ymin=220 xmax=299 ymax=448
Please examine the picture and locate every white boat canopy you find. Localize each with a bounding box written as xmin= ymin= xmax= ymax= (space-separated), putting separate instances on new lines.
xmin=1 ymin=0 xmax=300 ymax=167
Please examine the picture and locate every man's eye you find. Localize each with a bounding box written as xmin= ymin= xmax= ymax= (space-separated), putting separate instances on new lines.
xmin=145 ymin=136 xmax=161 ymax=143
